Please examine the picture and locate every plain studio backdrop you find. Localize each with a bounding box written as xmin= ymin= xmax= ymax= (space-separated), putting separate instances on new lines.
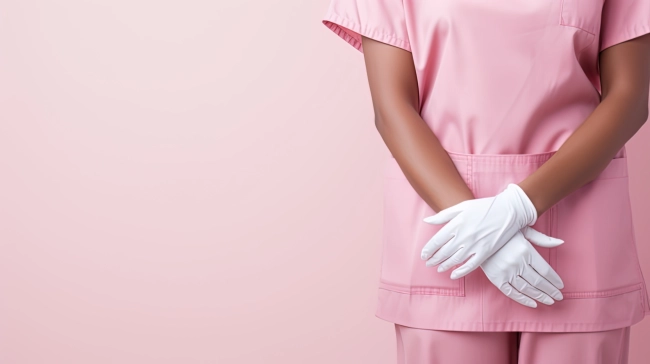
xmin=0 ymin=1 xmax=649 ymax=363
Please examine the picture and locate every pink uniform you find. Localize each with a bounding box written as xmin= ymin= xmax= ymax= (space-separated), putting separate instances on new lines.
xmin=321 ymin=0 xmax=650 ymax=333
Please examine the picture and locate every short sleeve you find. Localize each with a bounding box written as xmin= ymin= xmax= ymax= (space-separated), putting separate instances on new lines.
xmin=599 ymin=0 xmax=650 ymax=52
xmin=321 ymin=0 xmax=412 ymax=54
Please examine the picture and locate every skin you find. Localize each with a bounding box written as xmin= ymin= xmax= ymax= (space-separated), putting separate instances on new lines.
xmin=361 ymin=33 xmax=650 ymax=218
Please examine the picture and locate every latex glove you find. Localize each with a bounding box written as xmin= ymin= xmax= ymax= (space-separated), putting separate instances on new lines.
xmin=420 ymin=183 xmax=562 ymax=279
xmin=479 ymin=227 xmax=565 ymax=308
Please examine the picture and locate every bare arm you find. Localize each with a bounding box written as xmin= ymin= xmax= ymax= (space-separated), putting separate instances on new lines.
xmin=518 ymin=34 xmax=650 ymax=217
xmin=361 ymin=36 xmax=473 ymax=212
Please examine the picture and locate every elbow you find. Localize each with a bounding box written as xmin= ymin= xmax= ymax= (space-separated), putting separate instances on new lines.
xmin=634 ymin=99 xmax=648 ymax=126
xmin=374 ymin=114 xmax=387 ymax=137
xmin=374 ymin=113 xmax=383 ymax=130
xmin=374 ymin=110 xmax=389 ymax=133
xmin=373 ymin=102 xmax=412 ymax=131
xmin=606 ymin=89 xmax=649 ymax=126
xmin=633 ymin=90 xmax=650 ymax=125
xmin=630 ymin=89 xmax=648 ymax=124
xmin=374 ymin=110 xmax=396 ymax=135
xmin=640 ymin=104 xmax=649 ymax=125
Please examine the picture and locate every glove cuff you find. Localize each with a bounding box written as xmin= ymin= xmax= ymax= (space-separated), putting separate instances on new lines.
xmin=507 ymin=183 xmax=538 ymax=227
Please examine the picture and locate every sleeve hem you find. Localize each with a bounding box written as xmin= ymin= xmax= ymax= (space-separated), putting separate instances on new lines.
xmin=599 ymin=23 xmax=650 ymax=53
xmin=322 ymin=11 xmax=412 ymax=54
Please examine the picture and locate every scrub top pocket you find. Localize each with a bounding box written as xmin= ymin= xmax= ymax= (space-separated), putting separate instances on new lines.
xmin=380 ymin=157 xmax=466 ymax=297
xmin=559 ymin=0 xmax=604 ymax=35
xmin=550 ymin=155 xmax=646 ymax=298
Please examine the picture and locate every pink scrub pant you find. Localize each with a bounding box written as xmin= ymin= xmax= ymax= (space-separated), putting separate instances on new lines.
xmin=395 ymin=324 xmax=631 ymax=364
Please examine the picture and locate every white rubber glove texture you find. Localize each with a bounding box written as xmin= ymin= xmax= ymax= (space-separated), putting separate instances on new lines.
xmin=480 ymin=227 xmax=565 ymax=308
xmin=420 ymin=183 xmax=558 ymax=279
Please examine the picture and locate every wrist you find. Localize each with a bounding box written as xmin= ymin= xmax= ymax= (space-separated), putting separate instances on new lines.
xmin=507 ymin=183 xmax=538 ymax=226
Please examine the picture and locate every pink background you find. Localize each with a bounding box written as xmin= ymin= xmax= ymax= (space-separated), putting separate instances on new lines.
xmin=0 ymin=1 xmax=648 ymax=363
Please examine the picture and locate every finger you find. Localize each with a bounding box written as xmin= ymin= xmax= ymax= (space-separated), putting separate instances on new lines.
xmin=425 ymin=233 xmax=460 ymax=266
xmin=422 ymin=201 xmax=467 ymax=225
xmin=521 ymin=226 xmax=564 ymax=248
xmin=511 ymin=275 xmax=555 ymax=305
xmin=520 ymin=266 xmax=563 ymax=302
xmin=529 ymin=250 xmax=565 ymax=291
xmin=498 ymin=282 xmax=537 ymax=308
xmin=449 ymin=253 xmax=483 ymax=279
xmin=421 ymin=222 xmax=457 ymax=260
xmin=436 ymin=247 xmax=467 ymax=272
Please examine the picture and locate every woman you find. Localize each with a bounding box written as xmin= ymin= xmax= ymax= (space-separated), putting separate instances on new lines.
xmin=321 ymin=0 xmax=650 ymax=362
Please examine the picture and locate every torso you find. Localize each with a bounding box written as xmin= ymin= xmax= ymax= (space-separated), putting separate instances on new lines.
xmin=405 ymin=0 xmax=607 ymax=154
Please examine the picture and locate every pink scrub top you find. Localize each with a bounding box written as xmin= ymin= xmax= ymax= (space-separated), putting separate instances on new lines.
xmin=322 ymin=0 xmax=650 ymax=332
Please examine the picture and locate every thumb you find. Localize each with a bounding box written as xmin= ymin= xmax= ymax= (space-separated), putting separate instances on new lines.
xmin=423 ymin=200 xmax=468 ymax=224
xmin=521 ymin=226 xmax=565 ymax=248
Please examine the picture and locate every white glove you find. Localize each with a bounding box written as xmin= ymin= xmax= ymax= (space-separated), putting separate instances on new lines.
xmin=420 ymin=183 xmax=561 ymax=279
xmin=479 ymin=227 xmax=565 ymax=308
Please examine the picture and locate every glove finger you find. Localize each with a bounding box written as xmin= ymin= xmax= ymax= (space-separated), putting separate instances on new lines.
xmin=436 ymin=247 xmax=467 ymax=272
xmin=512 ymin=275 xmax=555 ymax=305
xmin=421 ymin=221 xmax=457 ymax=260
xmin=425 ymin=233 xmax=461 ymax=267
xmin=521 ymin=226 xmax=564 ymax=248
xmin=529 ymin=249 xmax=565 ymax=291
xmin=520 ymin=266 xmax=563 ymax=302
xmin=422 ymin=200 xmax=467 ymax=225
xmin=498 ymin=282 xmax=537 ymax=308
xmin=450 ymin=253 xmax=483 ymax=279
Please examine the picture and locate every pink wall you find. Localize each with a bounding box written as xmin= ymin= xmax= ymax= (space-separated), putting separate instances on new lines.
xmin=0 ymin=1 xmax=648 ymax=363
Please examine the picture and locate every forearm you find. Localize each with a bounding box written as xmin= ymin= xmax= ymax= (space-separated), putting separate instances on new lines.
xmin=518 ymin=92 xmax=648 ymax=217
xmin=375 ymin=104 xmax=474 ymax=212
xmin=360 ymin=36 xmax=473 ymax=212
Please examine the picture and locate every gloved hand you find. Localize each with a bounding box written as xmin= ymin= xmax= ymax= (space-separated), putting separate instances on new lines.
xmin=420 ymin=183 xmax=562 ymax=279
xmin=479 ymin=227 xmax=565 ymax=308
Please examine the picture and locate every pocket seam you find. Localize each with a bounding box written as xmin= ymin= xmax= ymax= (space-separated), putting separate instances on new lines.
xmin=551 ymin=160 xmax=639 ymax=297
xmin=379 ymin=280 xmax=466 ymax=297
xmin=548 ymin=204 xmax=558 ymax=270
xmin=381 ymin=157 xmax=467 ymax=297
xmin=626 ymin=202 xmax=650 ymax=312
xmin=560 ymin=282 xmax=643 ymax=299
xmin=592 ymin=157 xmax=629 ymax=181
xmin=559 ymin=0 xmax=598 ymax=36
